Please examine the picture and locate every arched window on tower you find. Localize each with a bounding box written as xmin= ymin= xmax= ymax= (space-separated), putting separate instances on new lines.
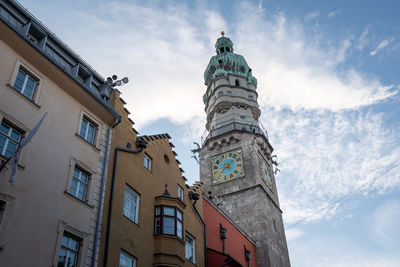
xmin=219 ymin=47 xmax=224 ymax=54
xmin=226 ymin=47 xmax=230 ymax=52
xmin=235 ymin=79 xmax=240 ymax=86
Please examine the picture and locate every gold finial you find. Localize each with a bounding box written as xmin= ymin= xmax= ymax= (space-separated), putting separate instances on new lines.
xmin=221 ymin=31 xmax=225 ymax=36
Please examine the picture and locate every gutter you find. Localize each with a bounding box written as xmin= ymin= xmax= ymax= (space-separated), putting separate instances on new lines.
xmin=91 ymin=118 xmax=121 ymax=267
xmin=189 ymin=192 xmax=207 ymax=267
xmin=103 ymin=140 xmax=147 ymax=267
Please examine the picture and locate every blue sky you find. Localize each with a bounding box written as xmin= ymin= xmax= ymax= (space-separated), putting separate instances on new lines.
xmin=18 ymin=0 xmax=400 ymax=266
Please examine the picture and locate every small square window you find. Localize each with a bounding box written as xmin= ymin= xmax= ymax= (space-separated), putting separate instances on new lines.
xmin=119 ymin=250 xmax=136 ymax=267
xmin=218 ymin=91 xmax=223 ymax=97
xmin=57 ymin=232 xmax=80 ymax=267
xmin=177 ymin=185 xmax=184 ymax=201
xmin=0 ymin=121 xmax=23 ymax=158
xmin=144 ymin=154 xmax=151 ymax=171
xmin=248 ymin=95 xmax=254 ymax=101
xmin=79 ymin=116 xmax=97 ymax=145
xmin=123 ymin=186 xmax=140 ymax=223
xmin=69 ymin=167 xmax=89 ymax=201
xmin=227 ymin=91 xmax=232 ymax=96
xmin=12 ymin=68 xmax=39 ymax=101
xmin=185 ymin=233 xmax=196 ymax=263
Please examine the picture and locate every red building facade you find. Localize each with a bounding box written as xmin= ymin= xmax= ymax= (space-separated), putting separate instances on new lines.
xmin=203 ymin=197 xmax=257 ymax=267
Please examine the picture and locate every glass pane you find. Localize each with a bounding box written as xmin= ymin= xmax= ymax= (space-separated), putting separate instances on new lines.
xmin=87 ymin=124 xmax=95 ymax=143
xmin=73 ymin=168 xmax=80 ymax=178
xmin=155 ymin=207 xmax=160 ymax=216
xmin=57 ymin=248 xmax=67 ymax=267
xmin=154 ymin=217 xmax=160 ymax=234
xmin=68 ymin=251 xmax=77 ymax=266
xmin=70 ymin=179 xmax=78 ymax=195
xmin=0 ymin=136 xmax=5 ymax=154
xmin=10 ymin=129 xmax=21 ymax=142
xmin=80 ymin=120 xmax=88 ymax=138
xmin=177 ymin=221 xmax=182 ymax=238
xmin=5 ymin=141 xmax=17 ymax=158
xmin=177 ymin=210 xmax=183 ymax=220
xmin=70 ymin=238 xmax=79 ymax=250
xmin=77 ymin=184 xmax=86 ymax=200
xmin=14 ymin=70 xmax=26 ymax=92
xmin=163 ymin=217 xmax=175 ymax=235
xmin=61 ymin=236 xmax=69 ymax=247
xmin=24 ymin=77 xmax=36 ymax=99
xmin=80 ymin=172 xmax=88 ymax=183
xmin=164 ymin=207 xmax=175 ymax=216
xmin=0 ymin=123 xmax=9 ymax=135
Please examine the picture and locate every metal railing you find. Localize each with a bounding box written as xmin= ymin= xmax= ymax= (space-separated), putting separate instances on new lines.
xmin=201 ymin=121 xmax=269 ymax=146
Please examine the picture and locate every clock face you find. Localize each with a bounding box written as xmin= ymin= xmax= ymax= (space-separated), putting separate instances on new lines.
xmin=211 ymin=149 xmax=244 ymax=183
xmin=258 ymin=152 xmax=273 ymax=192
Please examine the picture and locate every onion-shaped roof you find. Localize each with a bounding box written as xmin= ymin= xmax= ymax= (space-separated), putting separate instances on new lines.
xmin=204 ymin=34 xmax=257 ymax=86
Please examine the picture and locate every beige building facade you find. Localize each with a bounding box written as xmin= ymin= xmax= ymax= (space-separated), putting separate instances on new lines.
xmin=0 ymin=1 xmax=120 ymax=266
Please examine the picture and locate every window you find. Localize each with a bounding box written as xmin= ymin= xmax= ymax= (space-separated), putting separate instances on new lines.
xmin=12 ymin=68 xmax=38 ymax=100
xmin=218 ymin=91 xmax=223 ymax=97
xmin=248 ymin=95 xmax=254 ymax=101
xmin=69 ymin=167 xmax=89 ymax=201
xmin=0 ymin=121 xmax=22 ymax=158
xmin=177 ymin=186 xmax=184 ymax=201
xmin=123 ymin=186 xmax=140 ymax=223
xmin=235 ymin=79 xmax=240 ymax=86
xmin=119 ymin=250 xmax=136 ymax=267
xmin=227 ymin=91 xmax=232 ymax=96
xmin=79 ymin=116 xmax=97 ymax=144
xmin=185 ymin=233 xmax=195 ymax=263
xmin=144 ymin=154 xmax=151 ymax=171
xmin=57 ymin=232 xmax=80 ymax=267
xmin=154 ymin=206 xmax=183 ymax=238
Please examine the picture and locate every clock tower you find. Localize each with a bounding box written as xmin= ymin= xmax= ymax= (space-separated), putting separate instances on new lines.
xmin=199 ymin=33 xmax=291 ymax=266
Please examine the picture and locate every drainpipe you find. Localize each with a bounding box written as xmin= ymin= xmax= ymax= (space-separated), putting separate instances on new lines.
xmin=91 ymin=118 xmax=120 ymax=267
xmin=189 ymin=191 xmax=207 ymax=267
xmin=103 ymin=140 xmax=147 ymax=267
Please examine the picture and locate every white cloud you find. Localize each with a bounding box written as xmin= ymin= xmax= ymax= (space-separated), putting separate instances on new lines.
xmin=370 ymin=38 xmax=395 ymax=55
xmin=368 ymin=199 xmax=400 ymax=250
xmin=20 ymin=0 xmax=400 ymax=226
xmin=305 ymin=11 xmax=319 ymax=20
xmin=286 ymin=228 xmax=304 ymax=241
xmin=327 ymin=11 xmax=337 ymax=18
xmin=357 ymin=25 xmax=371 ymax=50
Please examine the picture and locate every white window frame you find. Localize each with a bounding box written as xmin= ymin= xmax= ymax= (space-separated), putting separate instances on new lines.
xmin=57 ymin=232 xmax=80 ymax=267
xmin=0 ymin=193 xmax=15 ymax=249
xmin=52 ymin=221 xmax=88 ymax=267
xmin=177 ymin=185 xmax=184 ymax=201
xmin=9 ymin=60 xmax=43 ymax=104
xmin=185 ymin=233 xmax=196 ymax=263
xmin=0 ymin=120 xmax=22 ymax=158
xmin=65 ymin=157 xmax=96 ymax=206
xmin=144 ymin=154 xmax=151 ymax=171
xmin=79 ymin=116 xmax=97 ymax=144
xmin=69 ymin=167 xmax=89 ymax=201
xmin=119 ymin=250 xmax=137 ymax=267
xmin=123 ymin=185 xmax=140 ymax=224
xmin=76 ymin=110 xmax=102 ymax=148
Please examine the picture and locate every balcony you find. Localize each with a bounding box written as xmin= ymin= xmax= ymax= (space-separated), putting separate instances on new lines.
xmin=201 ymin=121 xmax=269 ymax=146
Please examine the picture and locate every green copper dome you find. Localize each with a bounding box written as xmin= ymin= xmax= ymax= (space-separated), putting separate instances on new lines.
xmin=204 ymin=34 xmax=257 ymax=86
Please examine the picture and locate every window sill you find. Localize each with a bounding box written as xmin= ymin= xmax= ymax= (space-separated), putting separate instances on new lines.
xmin=75 ymin=133 xmax=100 ymax=152
xmin=123 ymin=214 xmax=140 ymax=227
xmin=63 ymin=190 xmax=94 ymax=209
xmin=0 ymin=154 xmax=25 ymax=171
xmin=6 ymin=84 xmax=41 ymax=109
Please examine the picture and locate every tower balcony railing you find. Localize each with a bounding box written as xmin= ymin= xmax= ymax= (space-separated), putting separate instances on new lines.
xmin=201 ymin=121 xmax=269 ymax=146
